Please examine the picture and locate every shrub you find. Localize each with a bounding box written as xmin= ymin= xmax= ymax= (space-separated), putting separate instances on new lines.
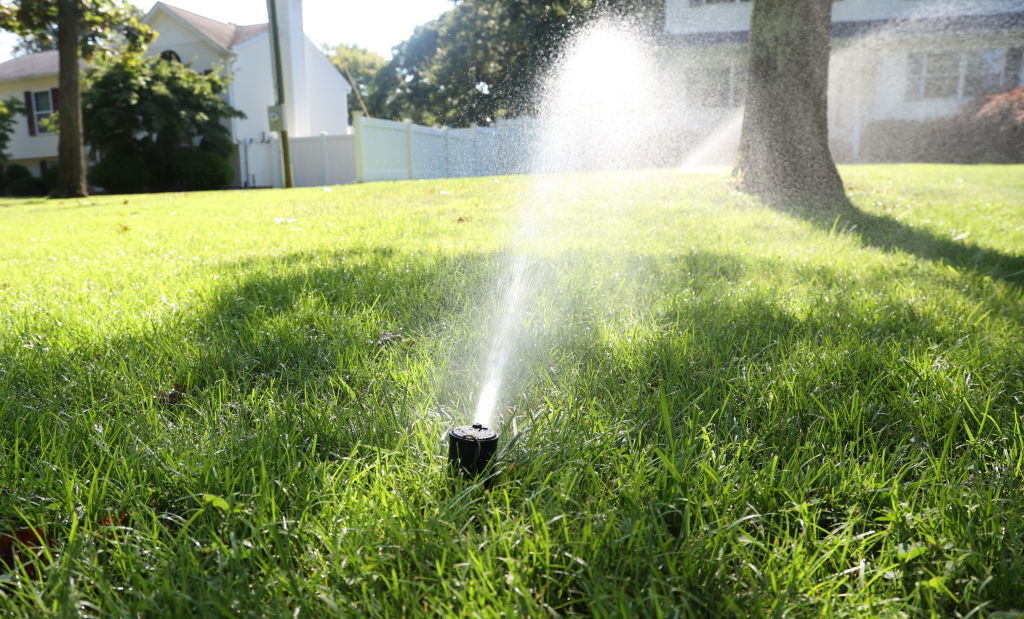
xmin=8 ymin=175 xmax=48 ymax=196
xmin=83 ymin=50 xmax=243 ymax=193
xmin=4 ymin=163 xmax=31 ymax=181
xmin=1 ymin=163 xmax=35 ymax=196
xmin=172 ymin=150 xmax=233 ymax=191
xmin=974 ymin=86 xmax=1024 ymax=163
xmin=861 ymin=88 xmax=1024 ymax=164
xmin=88 ymin=152 xmax=151 ymax=194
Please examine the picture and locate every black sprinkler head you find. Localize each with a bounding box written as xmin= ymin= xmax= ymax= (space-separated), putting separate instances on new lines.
xmin=448 ymin=423 xmax=499 ymax=478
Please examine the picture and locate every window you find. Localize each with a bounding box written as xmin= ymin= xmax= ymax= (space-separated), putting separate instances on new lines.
xmin=964 ymin=49 xmax=1005 ymax=97
xmin=32 ymin=89 xmax=53 ymax=133
xmin=687 ymin=64 xmax=746 ymax=108
xmin=907 ymin=49 xmax=1007 ymax=101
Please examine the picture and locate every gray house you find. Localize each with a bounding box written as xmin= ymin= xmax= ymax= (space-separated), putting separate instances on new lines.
xmin=660 ymin=0 xmax=1024 ymax=161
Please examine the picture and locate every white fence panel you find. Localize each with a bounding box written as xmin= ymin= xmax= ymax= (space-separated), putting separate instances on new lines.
xmin=410 ymin=125 xmax=447 ymax=178
xmin=238 ymin=114 xmax=556 ymax=189
xmin=353 ymin=113 xmax=537 ymax=183
xmin=236 ymin=134 xmax=355 ymax=188
xmin=355 ymin=116 xmax=414 ymax=182
xmin=290 ymin=134 xmax=357 ymax=187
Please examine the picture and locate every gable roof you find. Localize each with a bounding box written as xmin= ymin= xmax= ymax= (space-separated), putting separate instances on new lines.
xmin=0 ymin=50 xmax=88 ymax=84
xmin=147 ymin=2 xmax=268 ymax=52
xmin=0 ymin=50 xmax=59 ymax=83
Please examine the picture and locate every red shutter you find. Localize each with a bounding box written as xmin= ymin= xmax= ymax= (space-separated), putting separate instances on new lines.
xmin=23 ymin=91 xmax=35 ymax=136
xmin=50 ymin=87 xmax=59 ymax=111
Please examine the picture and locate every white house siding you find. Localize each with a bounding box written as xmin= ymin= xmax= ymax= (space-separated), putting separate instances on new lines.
xmin=145 ymin=12 xmax=226 ymax=73
xmin=864 ymin=30 xmax=1024 ymax=121
xmin=303 ymin=37 xmax=350 ymax=136
xmin=228 ymin=35 xmax=275 ymax=141
xmin=665 ymin=0 xmax=1024 ymax=35
xmin=0 ymin=75 xmax=59 ymax=172
xmin=235 ymin=33 xmax=351 ymax=140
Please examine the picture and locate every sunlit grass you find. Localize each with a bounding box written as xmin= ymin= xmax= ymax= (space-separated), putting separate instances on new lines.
xmin=0 ymin=164 xmax=1022 ymax=615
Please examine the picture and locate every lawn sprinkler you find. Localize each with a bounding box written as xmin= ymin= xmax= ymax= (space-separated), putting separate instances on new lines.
xmin=448 ymin=424 xmax=498 ymax=478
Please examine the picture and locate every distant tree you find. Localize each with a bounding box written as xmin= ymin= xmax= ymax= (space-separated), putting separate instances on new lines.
xmin=82 ymin=51 xmax=244 ymax=193
xmin=736 ymin=0 xmax=845 ymax=208
xmin=0 ymin=0 xmax=151 ymax=198
xmin=369 ymin=0 xmax=662 ymax=127
xmin=325 ymin=43 xmax=386 ymax=120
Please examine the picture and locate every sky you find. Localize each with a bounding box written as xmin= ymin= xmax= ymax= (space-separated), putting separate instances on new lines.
xmin=0 ymin=0 xmax=454 ymax=62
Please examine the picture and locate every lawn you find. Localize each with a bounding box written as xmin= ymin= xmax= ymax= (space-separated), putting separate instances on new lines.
xmin=0 ymin=164 xmax=1022 ymax=616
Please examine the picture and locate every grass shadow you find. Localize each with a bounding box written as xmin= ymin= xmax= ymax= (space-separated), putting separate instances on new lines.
xmin=782 ymin=197 xmax=1024 ymax=288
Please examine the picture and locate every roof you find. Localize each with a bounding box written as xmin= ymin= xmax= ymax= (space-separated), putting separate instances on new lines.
xmin=0 ymin=50 xmax=89 ymax=84
xmin=659 ymin=10 xmax=1024 ymax=47
xmin=0 ymin=50 xmax=59 ymax=83
xmin=150 ymin=2 xmax=268 ymax=52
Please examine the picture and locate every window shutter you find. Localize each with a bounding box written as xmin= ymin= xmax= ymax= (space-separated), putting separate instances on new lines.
xmin=23 ymin=91 xmax=35 ymax=136
xmin=50 ymin=87 xmax=59 ymax=111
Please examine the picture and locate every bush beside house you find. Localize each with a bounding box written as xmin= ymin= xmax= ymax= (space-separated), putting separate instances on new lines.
xmin=3 ymin=162 xmax=55 ymax=196
xmin=861 ymin=87 xmax=1024 ymax=164
xmin=82 ymin=52 xmax=243 ymax=194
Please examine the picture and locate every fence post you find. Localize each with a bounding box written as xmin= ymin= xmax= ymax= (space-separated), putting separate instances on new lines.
xmin=353 ymin=112 xmax=365 ymax=183
xmin=404 ymin=119 xmax=414 ymax=180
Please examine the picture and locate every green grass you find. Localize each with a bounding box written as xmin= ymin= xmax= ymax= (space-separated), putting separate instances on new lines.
xmin=0 ymin=164 xmax=1022 ymax=616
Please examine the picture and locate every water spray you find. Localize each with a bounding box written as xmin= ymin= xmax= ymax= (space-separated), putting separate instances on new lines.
xmin=448 ymin=423 xmax=498 ymax=478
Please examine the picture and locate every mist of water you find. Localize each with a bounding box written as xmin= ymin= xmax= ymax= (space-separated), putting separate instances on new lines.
xmin=470 ymin=22 xmax=669 ymax=429
xmin=469 ymin=1 xmax=1011 ymax=428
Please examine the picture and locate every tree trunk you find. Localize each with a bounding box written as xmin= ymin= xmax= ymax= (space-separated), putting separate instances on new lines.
xmin=54 ymin=0 xmax=87 ymax=198
xmin=737 ymin=0 xmax=845 ymax=208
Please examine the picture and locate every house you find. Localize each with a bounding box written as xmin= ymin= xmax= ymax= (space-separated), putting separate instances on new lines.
xmin=660 ymin=0 xmax=1024 ymax=161
xmin=142 ymin=1 xmax=351 ymax=186
xmin=0 ymin=50 xmax=65 ymax=176
xmin=0 ymin=0 xmax=351 ymax=187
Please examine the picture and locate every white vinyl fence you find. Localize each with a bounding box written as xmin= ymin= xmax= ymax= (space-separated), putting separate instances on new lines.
xmin=352 ymin=113 xmax=537 ymax=183
xmin=236 ymin=133 xmax=357 ymax=188
xmin=234 ymin=114 xmax=538 ymax=188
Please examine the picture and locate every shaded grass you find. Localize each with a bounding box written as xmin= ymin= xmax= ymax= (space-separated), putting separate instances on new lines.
xmin=0 ymin=165 xmax=1022 ymax=615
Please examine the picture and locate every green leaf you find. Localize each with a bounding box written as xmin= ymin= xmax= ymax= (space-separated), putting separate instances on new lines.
xmin=896 ymin=542 xmax=927 ymax=562
xmin=202 ymin=494 xmax=230 ymax=512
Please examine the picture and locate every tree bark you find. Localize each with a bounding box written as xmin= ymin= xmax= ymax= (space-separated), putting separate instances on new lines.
xmin=54 ymin=0 xmax=87 ymax=198
xmin=737 ymin=0 xmax=845 ymax=208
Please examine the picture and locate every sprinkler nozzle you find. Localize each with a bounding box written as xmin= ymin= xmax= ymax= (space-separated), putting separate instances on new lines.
xmin=448 ymin=423 xmax=498 ymax=478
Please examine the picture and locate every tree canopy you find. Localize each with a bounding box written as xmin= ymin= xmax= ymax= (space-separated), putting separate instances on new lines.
xmin=368 ymin=0 xmax=661 ymax=127
xmin=0 ymin=1 xmax=147 ymax=59
xmin=325 ymin=43 xmax=387 ymax=120
xmin=11 ymin=24 xmax=57 ymax=55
